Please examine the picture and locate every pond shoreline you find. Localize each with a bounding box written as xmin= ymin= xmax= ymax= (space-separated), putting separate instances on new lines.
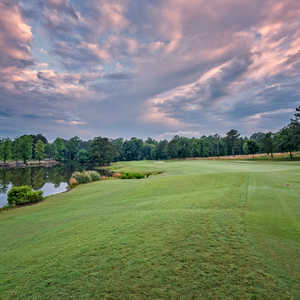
xmin=0 ymin=187 xmax=71 ymax=213
xmin=0 ymin=163 xmax=71 ymax=209
xmin=0 ymin=160 xmax=59 ymax=169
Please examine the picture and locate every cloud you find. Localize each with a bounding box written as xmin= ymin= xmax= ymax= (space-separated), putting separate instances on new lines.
xmin=246 ymin=108 xmax=295 ymax=121
xmin=43 ymin=0 xmax=79 ymax=28
xmin=84 ymin=0 xmax=129 ymax=36
xmin=0 ymin=1 xmax=32 ymax=69
xmin=0 ymin=0 xmax=300 ymax=139
xmin=0 ymin=109 xmax=14 ymax=118
xmin=103 ymin=73 xmax=134 ymax=80
xmin=56 ymin=120 xmax=86 ymax=126
xmin=80 ymin=42 xmax=111 ymax=62
xmin=134 ymin=0 xmax=300 ymax=135
xmin=0 ymin=1 xmax=35 ymax=94
xmin=143 ymin=56 xmax=252 ymax=125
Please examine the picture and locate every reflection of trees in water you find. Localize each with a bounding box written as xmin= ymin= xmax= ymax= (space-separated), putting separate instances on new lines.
xmin=9 ymin=168 xmax=32 ymax=187
xmin=47 ymin=164 xmax=72 ymax=187
xmin=0 ymin=184 xmax=9 ymax=193
xmin=31 ymin=168 xmax=46 ymax=190
xmin=47 ymin=162 xmax=89 ymax=187
xmin=0 ymin=164 xmax=77 ymax=193
xmin=0 ymin=169 xmax=10 ymax=193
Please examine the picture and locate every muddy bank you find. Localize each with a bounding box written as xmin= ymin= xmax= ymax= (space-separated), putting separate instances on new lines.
xmin=0 ymin=160 xmax=59 ymax=169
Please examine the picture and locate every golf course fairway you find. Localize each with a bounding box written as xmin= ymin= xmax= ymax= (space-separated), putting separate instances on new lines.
xmin=0 ymin=160 xmax=300 ymax=299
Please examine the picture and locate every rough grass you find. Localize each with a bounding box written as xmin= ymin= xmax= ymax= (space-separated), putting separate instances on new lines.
xmin=0 ymin=160 xmax=300 ymax=299
xmin=184 ymin=152 xmax=300 ymax=161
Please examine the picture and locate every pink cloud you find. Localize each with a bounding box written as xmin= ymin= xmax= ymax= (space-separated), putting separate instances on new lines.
xmin=247 ymin=10 xmax=300 ymax=80
xmin=80 ymin=42 xmax=111 ymax=62
xmin=0 ymin=2 xmax=32 ymax=64
xmin=47 ymin=0 xmax=67 ymax=6
xmin=246 ymin=108 xmax=295 ymax=122
xmin=83 ymin=0 xmax=129 ymax=38
xmin=142 ymin=104 xmax=183 ymax=128
xmin=43 ymin=4 xmax=81 ymax=29
xmin=137 ymin=0 xmax=300 ymax=93
xmin=0 ymin=63 xmax=101 ymax=99
xmin=127 ymin=39 xmax=138 ymax=54
xmin=102 ymin=2 xmax=128 ymax=29
xmin=56 ymin=120 xmax=87 ymax=126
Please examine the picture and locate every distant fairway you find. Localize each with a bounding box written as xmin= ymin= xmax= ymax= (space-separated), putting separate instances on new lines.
xmin=1 ymin=160 xmax=300 ymax=299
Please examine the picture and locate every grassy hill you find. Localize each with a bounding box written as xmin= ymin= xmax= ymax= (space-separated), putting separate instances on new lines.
xmin=1 ymin=160 xmax=300 ymax=299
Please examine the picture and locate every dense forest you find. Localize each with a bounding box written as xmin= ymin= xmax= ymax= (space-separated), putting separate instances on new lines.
xmin=1 ymin=106 xmax=299 ymax=166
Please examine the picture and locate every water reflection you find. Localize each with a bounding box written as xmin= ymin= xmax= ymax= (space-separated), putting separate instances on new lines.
xmin=0 ymin=163 xmax=85 ymax=208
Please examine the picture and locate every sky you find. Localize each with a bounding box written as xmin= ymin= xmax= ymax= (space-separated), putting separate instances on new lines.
xmin=0 ymin=0 xmax=299 ymax=141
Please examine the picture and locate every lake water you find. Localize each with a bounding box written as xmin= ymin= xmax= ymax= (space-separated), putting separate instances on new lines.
xmin=0 ymin=164 xmax=83 ymax=208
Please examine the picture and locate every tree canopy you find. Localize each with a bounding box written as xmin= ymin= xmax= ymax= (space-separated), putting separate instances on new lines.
xmin=1 ymin=107 xmax=300 ymax=165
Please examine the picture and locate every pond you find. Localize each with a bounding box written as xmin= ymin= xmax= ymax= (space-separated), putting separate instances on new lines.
xmin=0 ymin=163 xmax=88 ymax=208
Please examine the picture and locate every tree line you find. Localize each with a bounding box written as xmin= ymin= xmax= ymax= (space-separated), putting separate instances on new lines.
xmin=1 ymin=106 xmax=299 ymax=166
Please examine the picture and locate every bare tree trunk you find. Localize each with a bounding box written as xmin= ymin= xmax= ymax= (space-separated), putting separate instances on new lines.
xmin=289 ymin=148 xmax=293 ymax=160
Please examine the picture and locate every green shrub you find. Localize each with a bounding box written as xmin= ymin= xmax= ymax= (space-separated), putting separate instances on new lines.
xmin=119 ymin=172 xmax=145 ymax=179
xmin=7 ymin=186 xmax=43 ymax=206
xmin=7 ymin=186 xmax=31 ymax=205
xmin=134 ymin=173 xmax=144 ymax=179
xmin=24 ymin=190 xmax=43 ymax=203
xmin=119 ymin=172 xmax=128 ymax=179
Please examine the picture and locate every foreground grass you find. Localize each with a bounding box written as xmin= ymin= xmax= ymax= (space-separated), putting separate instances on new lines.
xmin=0 ymin=160 xmax=300 ymax=299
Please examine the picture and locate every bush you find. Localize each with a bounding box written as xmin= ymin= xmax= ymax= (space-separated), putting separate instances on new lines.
xmin=72 ymin=171 xmax=91 ymax=184
xmin=80 ymin=171 xmax=92 ymax=183
xmin=7 ymin=186 xmax=43 ymax=206
xmin=88 ymin=171 xmax=101 ymax=181
xmin=69 ymin=177 xmax=78 ymax=188
xmin=112 ymin=172 xmax=121 ymax=178
xmin=24 ymin=190 xmax=43 ymax=203
xmin=70 ymin=170 xmax=101 ymax=186
xmin=71 ymin=171 xmax=81 ymax=182
xmin=7 ymin=186 xmax=31 ymax=205
xmin=134 ymin=173 xmax=145 ymax=179
xmin=119 ymin=172 xmax=145 ymax=179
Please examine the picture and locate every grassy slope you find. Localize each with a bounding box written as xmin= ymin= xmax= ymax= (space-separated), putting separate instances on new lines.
xmin=0 ymin=160 xmax=300 ymax=299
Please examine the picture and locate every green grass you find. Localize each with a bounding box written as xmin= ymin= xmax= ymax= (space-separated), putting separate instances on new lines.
xmin=1 ymin=160 xmax=300 ymax=299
